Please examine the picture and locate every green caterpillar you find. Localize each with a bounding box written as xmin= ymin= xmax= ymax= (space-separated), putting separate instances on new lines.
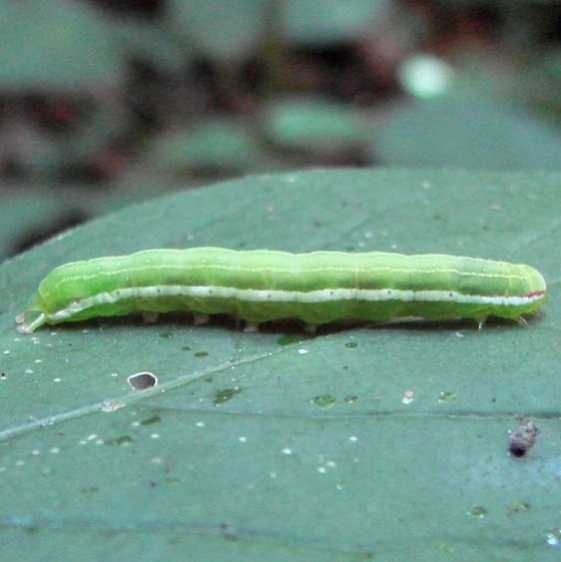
xmin=16 ymin=248 xmax=547 ymax=333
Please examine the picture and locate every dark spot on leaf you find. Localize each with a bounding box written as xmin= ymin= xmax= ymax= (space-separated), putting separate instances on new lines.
xmin=311 ymin=394 xmax=336 ymax=408
xmin=213 ymin=387 xmax=242 ymax=405
xmin=81 ymin=485 xmax=100 ymax=497
xmin=105 ymin=435 xmax=133 ymax=446
xmin=140 ymin=415 xmax=162 ymax=426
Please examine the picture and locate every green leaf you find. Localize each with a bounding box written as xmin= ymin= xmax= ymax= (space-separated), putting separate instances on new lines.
xmin=0 ymin=178 xmax=185 ymax=260
xmin=110 ymin=18 xmax=190 ymax=72
xmin=167 ymin=0 xmax=265 ymax=63
xmin=166 ymin=0 xmax=390 ymax=61
xmin=283 ymin=0 xmax=389 ymax=44
xmin=0 ymin=189 xmax=81 ymax=261
xmin=0 ymin=0 xmax=121 ymax=90
xmin=263 ymin=96 xmax=366 ymax=151
xmin=373 ymin=94 xmax=561 ymax=170
xmin=1 ymin=169 xmax=560 ymax=560
xmin=146 ymin=119 xmax=261 ymax=176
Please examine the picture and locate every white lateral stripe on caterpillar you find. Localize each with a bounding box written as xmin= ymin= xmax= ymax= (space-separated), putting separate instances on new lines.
xmin=40 ymin=285 xmax=544 ymax=323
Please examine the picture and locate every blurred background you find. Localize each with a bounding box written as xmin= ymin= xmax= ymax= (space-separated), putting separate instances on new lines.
xmin=1 ymin=0 xmax=561 ymax=260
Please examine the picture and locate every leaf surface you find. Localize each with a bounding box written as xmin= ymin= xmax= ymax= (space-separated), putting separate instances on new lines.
xmin=1 ymin=169 xmax=560 ymax=560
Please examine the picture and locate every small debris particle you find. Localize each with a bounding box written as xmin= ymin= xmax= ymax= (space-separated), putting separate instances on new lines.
xmin=508 ymin=417 xmax=539 ymax=458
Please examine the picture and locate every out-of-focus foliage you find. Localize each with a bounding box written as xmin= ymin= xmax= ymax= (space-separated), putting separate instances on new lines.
xmin=1 ymin=0 xmax=561 ymax=257
xmin=372 ymin=93 xmax=561 ymax=170
xmin=146 ymin=119 xmax=263 ymax=176
xmin=0 ymin=0 xmax=122 ymax=90
xmin=166 ymin=0 xmax=266 ymax=62
xmin=282 ymin=0 xmax=390 ymax=44
xmin=262 ymin=96 xmax=367 ymax=155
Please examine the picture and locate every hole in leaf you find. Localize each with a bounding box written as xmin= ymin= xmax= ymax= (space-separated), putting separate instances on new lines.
xmin=127 ymin=371 xmax=158 ymax=390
